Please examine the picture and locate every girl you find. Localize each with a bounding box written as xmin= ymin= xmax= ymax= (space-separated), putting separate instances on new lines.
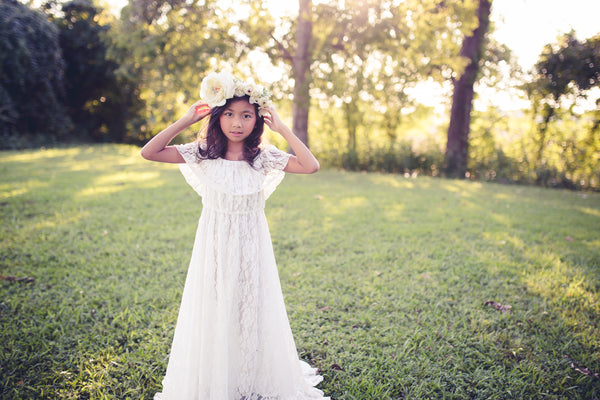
xmin=141 ymin=71 xmax=328 ymax=400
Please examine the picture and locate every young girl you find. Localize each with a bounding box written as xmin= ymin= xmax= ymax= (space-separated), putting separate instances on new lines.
xmin=141 ymin=71 xmax=328 ymax=400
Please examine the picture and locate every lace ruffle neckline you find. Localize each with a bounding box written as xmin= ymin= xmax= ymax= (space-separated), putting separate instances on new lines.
xmin=175 ymin=143 xmax=291 ymax=199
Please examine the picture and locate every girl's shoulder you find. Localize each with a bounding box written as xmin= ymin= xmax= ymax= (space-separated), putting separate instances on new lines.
xmin=257 ymin=144 xmax=291 ymax=172
xmin=259 ymin=143 xmax=288 ymax=157
xmin=175 ymin=141 xmax=207 ymax=164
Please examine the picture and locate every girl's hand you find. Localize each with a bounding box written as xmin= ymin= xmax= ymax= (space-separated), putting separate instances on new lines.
xmin=262 ymin=106 xmax=286 ymax=134
xmin=183 ymin=100 xmax=211 ymax=125
xmin=261 ymin=106 xmax=320 ymax=174
xmin=140 ymin=100 xmax=211 ymax=164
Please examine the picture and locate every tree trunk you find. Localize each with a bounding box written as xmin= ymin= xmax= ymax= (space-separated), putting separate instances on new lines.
xmin=292 ymin=0 xmax=312 ymax=148
xmin=535 ymin=106 xmax=554 ymax=164
xmin=444 ymin=0 xmax=491 ymax=178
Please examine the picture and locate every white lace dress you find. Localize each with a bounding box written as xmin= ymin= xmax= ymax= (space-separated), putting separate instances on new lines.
xmin=154 ymin=143 xmax=328 ymax=400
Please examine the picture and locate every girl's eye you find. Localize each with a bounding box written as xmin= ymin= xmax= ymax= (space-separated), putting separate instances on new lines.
xmin=224 ymin=112 xmax=233 ymax=117
xmin=243 ymin=114 xmax=253 ymax=119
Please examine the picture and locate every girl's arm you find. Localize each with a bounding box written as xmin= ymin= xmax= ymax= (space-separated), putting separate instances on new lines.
xmin=140 ymin=101 xmax=211 ymax=163
xmin=263 ymin=107 xmax=320 ymax=174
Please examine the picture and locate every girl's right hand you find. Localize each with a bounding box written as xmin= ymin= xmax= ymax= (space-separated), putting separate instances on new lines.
xmin=183 ymin=100 xmax=212 ymax=125
xmin=140 ymin=100 xmax=211 ymax=163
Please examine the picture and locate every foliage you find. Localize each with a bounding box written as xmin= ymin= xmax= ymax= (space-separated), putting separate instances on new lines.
xmin=305 ymin=93 xmax=449 ymax=179
xmin=243 ymin=0 xmax=483 ymax=153
xmin=532 ymin=32 xmax=600 ymax=103
xmin=0 ymin=0 xmax=72 ymax=147
xmin=465 ymin=104 xmax=600 ymax=190
xmin=0 ymin=0 xmax=144 ymax=148
xmin=2 ymin=0 xmax=598 ymax=191
xmin=307 ymin=0 xmax=478 ymax=155
xmin=110 ymin=0 xmax=243 ymax=140
xmin=1 ymin=145 xmax=599 ymax=399
xmin=50 ymin=0 xmax=145 ymax=143
xmin=324 ymin=26 xmax=600 ymax=191
xmin=525 ymin=31 xmax=600 ymax=182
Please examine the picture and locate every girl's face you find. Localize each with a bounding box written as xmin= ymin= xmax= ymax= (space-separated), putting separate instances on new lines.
xmin=219 ymin=99 xmax=257 ymax=145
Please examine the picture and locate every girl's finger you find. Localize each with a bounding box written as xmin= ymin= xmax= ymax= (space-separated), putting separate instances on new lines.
xmin=195 ymin=105 xmax=211 ymax=114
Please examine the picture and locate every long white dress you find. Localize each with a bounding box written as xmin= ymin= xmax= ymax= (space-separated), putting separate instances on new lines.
xmin=154 ymin=142 xmax=328 ymax=400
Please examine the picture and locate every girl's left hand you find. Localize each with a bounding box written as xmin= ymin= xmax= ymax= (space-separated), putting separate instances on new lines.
xmin=262 ymin=106 xmax=320 ymax=174
xmin=262 ymin=106 xmax=285 ymax=134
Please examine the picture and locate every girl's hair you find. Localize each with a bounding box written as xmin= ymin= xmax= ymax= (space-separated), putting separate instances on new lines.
xmin=197 ymin=95 xmax=264 ymax=165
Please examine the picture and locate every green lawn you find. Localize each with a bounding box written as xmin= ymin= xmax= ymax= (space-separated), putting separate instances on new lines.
xmin=1 ymin=144 xmax=599 ymax=399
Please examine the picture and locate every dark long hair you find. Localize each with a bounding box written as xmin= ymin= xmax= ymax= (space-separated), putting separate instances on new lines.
xmin=198 ymin=95 xmax=264 ymax=165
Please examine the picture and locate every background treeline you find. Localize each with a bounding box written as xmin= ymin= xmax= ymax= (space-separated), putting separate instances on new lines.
xmin=0 ymin=0 xmax=144 ymax=146
xmin=1 ymin=0 xmax=599 ymax=190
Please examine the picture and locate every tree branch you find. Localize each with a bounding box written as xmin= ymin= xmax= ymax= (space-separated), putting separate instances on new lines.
xmin=271 ymin=34 xmax=293 ymax=62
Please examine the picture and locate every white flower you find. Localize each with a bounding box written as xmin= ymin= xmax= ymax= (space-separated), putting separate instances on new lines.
xmin=200 ymin=71 xmax=235 ymax=107
xmin=199 ymin=71 xmax=273 ymax=115
xmin=234 ymin=81 xmax=251 ymax=97
xmin=249 ymin=85 xmax=266 ymax=106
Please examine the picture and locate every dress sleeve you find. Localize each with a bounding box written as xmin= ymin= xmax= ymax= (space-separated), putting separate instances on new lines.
xmin=175 ymin=142 xmax=206 ymax=197
xmin=259 ymin=144 xmax=292 ymax=199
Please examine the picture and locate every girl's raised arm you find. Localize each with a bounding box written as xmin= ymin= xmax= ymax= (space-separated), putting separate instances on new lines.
xmin=140 ymin=101 xmax=211 ymax=163
xmin=262 ymin=107 xmax=320 ymax=174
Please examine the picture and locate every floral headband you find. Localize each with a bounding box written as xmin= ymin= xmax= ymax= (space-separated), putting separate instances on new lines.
xmin=200 ymin=71 xmax=273 ymax=117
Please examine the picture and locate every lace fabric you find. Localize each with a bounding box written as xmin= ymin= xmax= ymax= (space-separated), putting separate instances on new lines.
xmin=176 ymin=142 xmax=290 ymax=199
xmin=154 ymin=143 xmax=328 ymax=400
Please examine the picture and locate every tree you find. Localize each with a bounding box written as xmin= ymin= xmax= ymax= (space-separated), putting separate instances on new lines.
xmin=523 ymin=32 xmax=600 ymax=187
xmin=51 ymin=0 xmax=144 ymax=142
xmin=291 ymin=0 xmax=313 ymax=148
xmin=444 ymin=0 xmax=492 ymax=178
xmin=244 ymin=0 xmax=478 ymax=157
xmin=527 ymin=32 xmax=600 ymax=165
xmin=262 ymin=0 xmax=313 ymax=148
xmin=113 ymin=0 xmax=237 ymax=139
xmin=0 ymin=0 xmax=71 ymax=147
xmin=307 ymin=0 xmax=476 ymax=160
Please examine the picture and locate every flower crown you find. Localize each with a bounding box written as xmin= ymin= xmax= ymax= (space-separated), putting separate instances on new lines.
xmin=200 ymin=71 xmax=273 ymax=117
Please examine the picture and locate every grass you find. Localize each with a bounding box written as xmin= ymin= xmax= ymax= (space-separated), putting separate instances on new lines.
xmin=1 ymin=144 xmax=599 ymax=399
